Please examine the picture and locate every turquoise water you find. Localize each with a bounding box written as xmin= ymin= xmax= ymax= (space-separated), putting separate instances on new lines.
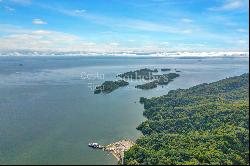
xmin=0 ymin=56 xmax=249 ymax=165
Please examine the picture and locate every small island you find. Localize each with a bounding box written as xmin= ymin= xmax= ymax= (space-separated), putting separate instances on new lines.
xmin=175 ymin=69 xmax=181 ymax=72
xmin=135 ymin=73 xmax=180 ymax=90
xmin=94 ymin=80 xmax=129 ymax=94
xmin=161 ymin=68 xmax=171 ymax=72
xmin=164 ymin=73 xmax=180 ymax=80
xmin=135 ymin=80 xmax=158 ymax=90
xmin=94 ymin=69 xmax=180 ymax=93
xmin=118 ymin=68 xmax=158 ymax=80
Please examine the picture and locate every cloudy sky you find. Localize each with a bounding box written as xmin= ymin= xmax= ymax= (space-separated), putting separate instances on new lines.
xmin=0 ymin=0 xmax=249 ymax=52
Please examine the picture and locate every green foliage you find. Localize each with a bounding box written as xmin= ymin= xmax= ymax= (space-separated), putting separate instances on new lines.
xmin=94 ymin=80 xmax=129 ymax=94
xmin=118 ymin=68 xmax=180 ymax=90
xmin=124 ymin=74 xmax=249 ymax=165
xmin=135 ymin=73 xmax=180 ymax=90
xmin=161 ymin=68 xmax=171 ymax=72
xmin=135 ymin=80 xmax=158 ymax=90
xmin=118 ymin=68 xmax=158 ymax=80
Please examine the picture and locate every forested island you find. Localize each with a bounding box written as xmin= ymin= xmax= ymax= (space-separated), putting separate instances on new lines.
xmin=95 ymin=68 xmax=180 ymax=94
xmin=124 ymin=73 xmax=249 ymax=165
xmin=94 ymin=80 xmax=129 ymax=94
xmin=135 ymin=80 xmax=159 ymax=90
xmin=118 ymin=68 xmax=180 ymax=90
xmin=161 ymin=68 xmax=171 ymax=72
xmin=118 ymin=68 xmax=158 ymax=80
xmin=135 ymin=73 xmax=180 ymax=90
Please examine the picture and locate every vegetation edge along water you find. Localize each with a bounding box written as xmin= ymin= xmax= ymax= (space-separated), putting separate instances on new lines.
xmin=124 ymin=73 xmax=249 ymax=165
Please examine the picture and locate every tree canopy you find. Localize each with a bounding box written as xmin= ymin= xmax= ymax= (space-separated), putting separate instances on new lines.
xmin=124 ymin=73 xmax=249 ymax=165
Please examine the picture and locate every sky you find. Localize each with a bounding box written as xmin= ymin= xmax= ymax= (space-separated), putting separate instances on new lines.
xmin=0 ymin=0 xmax=249 ymax=52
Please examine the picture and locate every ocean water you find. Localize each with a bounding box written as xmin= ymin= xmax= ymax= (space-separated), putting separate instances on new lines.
xmin=0 ymin=56 xmax=249 ymax=165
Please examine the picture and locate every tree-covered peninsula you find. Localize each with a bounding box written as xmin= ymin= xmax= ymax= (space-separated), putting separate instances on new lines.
xmin=94 ymin=80 xmax=129 ymax=94
xmin=124 ymin=73 xmax=249 ymax=165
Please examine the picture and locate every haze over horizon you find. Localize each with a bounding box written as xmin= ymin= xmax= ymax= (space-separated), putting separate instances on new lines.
xmin=0 ymin=0 xmax=249 ymax=53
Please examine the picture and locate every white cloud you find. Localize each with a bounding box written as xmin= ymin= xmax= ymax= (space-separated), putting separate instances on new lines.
xmin=128 ymin=39 xmax=135 ymax=42
xmin=47 ymin=6 xmax=194 ymax=35
xmin=182 ymin=29 xmax=193 ymax=34
xmin=74 ymin=9 xmax=86 ymax=16
xmin=120 ymin=19 xmax=194 ymax=34
xmin=161 ymin=42 xmax=169 ymax=45
xmin=0 ymin=24 xmax=31 ymax=34
xmin=31 ymin=30 xmax=53 ymax=36
xmin=4 ymin=6 xmax=15 ymax=12
xmin=109 ymin=42 xmax=119 ymax=46
xmin=9 ymin=0 xmax=31 ymax=5
xmin=221 ymin=0 xmax=245 ymax=10
xmin=32 ymin=19 xmax=47 ymax=25
xmin=0 ymin=23 xmax=248 ymax=52
xmin=0 ymin=25 xmax=82 ymax=51
xmin=237 ymin=28 xmax=248 ymax=32
xmin=209 ymin=0 xmax=248 ymax=11
xmin=225 ymin=38 xmax=249 ymax=48
xmin=238 ymin=39 xmax=248 ymax=44
xmin=58 ymin=8 xmax=88 ymax=17
xmin=0 ymin=24 xmax=128 ymax=52
xmin=181 ymin=18 xmax=193 ymax=23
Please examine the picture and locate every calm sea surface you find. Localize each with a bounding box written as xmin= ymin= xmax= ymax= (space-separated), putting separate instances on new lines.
xmin=0 ymin=56 xmax=249 ymax=165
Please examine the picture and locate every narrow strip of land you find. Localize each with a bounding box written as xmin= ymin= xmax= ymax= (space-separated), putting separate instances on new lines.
xmin=88 ymin=140 xmax=134 ymax=163
xmin=105 ymin=140 xmax=135 ymax=162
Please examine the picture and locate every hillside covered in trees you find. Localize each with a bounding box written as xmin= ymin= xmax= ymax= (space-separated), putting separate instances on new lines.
xmin=124 ymin=73 xmax=249 ymax=165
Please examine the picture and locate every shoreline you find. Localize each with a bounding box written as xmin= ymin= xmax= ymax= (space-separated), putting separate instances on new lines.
xmin=105 ymin=140 xmax=135 ymax=164
xmin=89 ymin=140 xmax=135 ymax=163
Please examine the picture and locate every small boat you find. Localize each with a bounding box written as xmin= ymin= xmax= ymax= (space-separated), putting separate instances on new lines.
xmin=88 ymin=143 xmax=104 ymax=149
